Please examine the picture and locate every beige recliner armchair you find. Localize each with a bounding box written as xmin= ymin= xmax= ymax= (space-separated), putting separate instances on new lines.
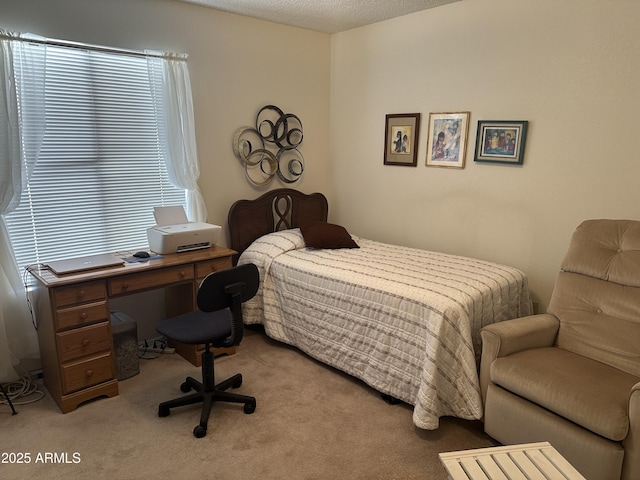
xmin=480 ymin=219 xmax=640 ymax=480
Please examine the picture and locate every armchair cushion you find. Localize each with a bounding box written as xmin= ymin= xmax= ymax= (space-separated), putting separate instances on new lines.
xmin=491 ymin=347 xmax=639 ymax=441
xmin=479 ymin=314 xmax=559 ymax=406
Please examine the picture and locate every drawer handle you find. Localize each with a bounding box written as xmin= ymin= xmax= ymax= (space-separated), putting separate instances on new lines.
xmin=86 ymin=369 xmax=94 ymax=377
xmin=82 ymin=339 xmax=90 ymax=347
xmin=80 ymin=312 xmax=88 ymax=320
xmin=78 ymin=290 xmax=86 ymax=298
xmin=180 ymin=270 xmax=186 ymax=278
xmin=121 ymin=282 xmax=130 ymax=290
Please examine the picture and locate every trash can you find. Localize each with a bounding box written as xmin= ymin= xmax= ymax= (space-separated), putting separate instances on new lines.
xmin=110 ymin=311 xmax=140 ymax=380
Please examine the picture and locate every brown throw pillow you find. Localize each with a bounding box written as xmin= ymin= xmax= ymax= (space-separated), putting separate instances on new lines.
xmin=300 ymin=222 xmax=359 ymax=249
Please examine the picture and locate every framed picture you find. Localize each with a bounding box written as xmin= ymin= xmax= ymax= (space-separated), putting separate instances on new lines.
xmin=425 ymin=112 xmax=470 ymax=169
xmin=384 ymin=113 xmax=421 ymax=167
xmin=474 ymin=120 xmax=528 ymax=165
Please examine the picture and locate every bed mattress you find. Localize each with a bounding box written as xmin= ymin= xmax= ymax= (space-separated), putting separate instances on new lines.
xmin=238 ymin=229 xmax=532 ymax=429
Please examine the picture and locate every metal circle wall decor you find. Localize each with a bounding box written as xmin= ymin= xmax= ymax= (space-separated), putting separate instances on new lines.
xmin=233 ymin=105 xmax=304 ymax=186
xmin=276 ymin=148 xmax=305 ymax=184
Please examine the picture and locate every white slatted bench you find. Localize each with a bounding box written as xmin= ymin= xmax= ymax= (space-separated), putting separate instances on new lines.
xmin=439 ymin=442 xmax=586 ymax=480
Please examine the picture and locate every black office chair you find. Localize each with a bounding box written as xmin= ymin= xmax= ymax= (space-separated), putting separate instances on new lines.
xmin=156 ymin=263 xmax=259 ymax=438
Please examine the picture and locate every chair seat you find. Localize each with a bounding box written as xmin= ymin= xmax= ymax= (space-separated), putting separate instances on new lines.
xmin=491 ymin=347 xmax=639 ymax=441
xmin=156 ymin=309 xmax=233 ymax=346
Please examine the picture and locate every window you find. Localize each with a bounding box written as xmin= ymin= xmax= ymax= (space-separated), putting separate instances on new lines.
xmin=5 ymin=42 xmax=186 ymax=270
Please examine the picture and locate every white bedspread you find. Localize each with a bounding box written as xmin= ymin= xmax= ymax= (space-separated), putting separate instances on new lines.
xmin=238 ymin=229 xmax=532 ymax=429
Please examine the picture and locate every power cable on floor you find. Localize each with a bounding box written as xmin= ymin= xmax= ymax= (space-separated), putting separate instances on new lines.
xmin=0 ymin=367 xmax=46 ymax=414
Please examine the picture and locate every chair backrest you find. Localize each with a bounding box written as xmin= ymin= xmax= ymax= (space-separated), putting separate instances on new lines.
xmin=548 ymin=219 xmax=640 ymax=376
xmin=196 ymin=263 xmax=259 ymax=312
xmin=196 ymin=263 xmax=259 ymax=347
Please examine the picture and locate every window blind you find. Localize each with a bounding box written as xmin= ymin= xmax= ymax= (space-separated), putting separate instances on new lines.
xmin=6 ymin=42 xmax=186 ymax=270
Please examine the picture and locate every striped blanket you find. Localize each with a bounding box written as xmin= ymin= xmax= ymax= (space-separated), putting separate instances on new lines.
xmin=238 ymin=229 xmax=531 ymax=429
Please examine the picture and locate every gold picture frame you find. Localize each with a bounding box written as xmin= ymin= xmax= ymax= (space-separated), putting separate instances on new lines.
xmin=425 ymin=112 xmax=470 ymax=169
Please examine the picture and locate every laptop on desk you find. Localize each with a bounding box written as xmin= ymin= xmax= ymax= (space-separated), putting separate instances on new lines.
xmin=45 ymin=253 xmax=125 ymax=276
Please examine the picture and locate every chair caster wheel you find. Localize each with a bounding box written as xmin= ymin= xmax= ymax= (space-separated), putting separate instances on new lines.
xmin=193 ymin=425 xmax=207 ymax=438
xmin=158 ymin=406 xmax=170 ymax=417
xmin=180 ymin=382 xmax=191 ymax=393
xmin=244 ymin=401 xmax=256 ymax=414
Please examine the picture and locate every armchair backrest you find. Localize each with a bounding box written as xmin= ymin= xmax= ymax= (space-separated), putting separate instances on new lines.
xmin=548 ymin=219 xmax=640 ymax=377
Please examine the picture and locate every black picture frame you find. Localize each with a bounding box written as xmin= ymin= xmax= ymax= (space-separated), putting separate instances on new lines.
xmin=384 ymin=113 xmax=421 ymax=167
xmin=474 ymin=120 xmax=528 ymax=165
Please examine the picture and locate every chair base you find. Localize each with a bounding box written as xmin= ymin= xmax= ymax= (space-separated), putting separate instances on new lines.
xmin=158 ymin=348 xmax=256 ymax=438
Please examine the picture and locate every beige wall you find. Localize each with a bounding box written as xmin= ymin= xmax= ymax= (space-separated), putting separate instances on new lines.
xmin=330 ymin=0 xmax=640 ymax=310
xmin=2 ymin=0 xmax=333 ymax=242
xmin=4 ymin=0 xmax=640 ymax=313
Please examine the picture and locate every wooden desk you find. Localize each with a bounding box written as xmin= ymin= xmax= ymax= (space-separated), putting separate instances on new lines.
xmin=28 ymin=246 xmax=236 ymax=414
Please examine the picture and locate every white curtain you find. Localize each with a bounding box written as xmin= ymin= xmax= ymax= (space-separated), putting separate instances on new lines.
xmin=0 ymin=32 xmax=45 ymax=382
xmin=150 ymin=53 xmax=207 ymax=223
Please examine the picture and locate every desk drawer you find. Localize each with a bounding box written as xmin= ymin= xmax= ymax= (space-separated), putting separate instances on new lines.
xmin=61 ymin=352 xmax=115 ymax=394
xmin=53 ymin=281 xmax=107 ymax=308
xmin=55 ymin=301 xmax=109 ymax=331
xmin=57 ymin=322 xmax=112 ymax=363
xmin=196 ymin=258 xmax=232 ymax=281
xmin=108 ymin=265 xmax=194 ymax=295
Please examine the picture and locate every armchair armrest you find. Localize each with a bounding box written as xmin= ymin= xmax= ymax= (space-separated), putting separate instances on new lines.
xmin=479 ymin=314 xmax=559 ymax=408
xmin=623 ymin=382 xmax=640 ymax=480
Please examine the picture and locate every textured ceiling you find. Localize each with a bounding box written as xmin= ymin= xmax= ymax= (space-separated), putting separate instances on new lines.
xmin=175 ymin=0 xmax=463 ymax=33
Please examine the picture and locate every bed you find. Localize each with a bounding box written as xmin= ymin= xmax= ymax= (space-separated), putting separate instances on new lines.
xmin=228 ymin=188 xmax=532 ymax=430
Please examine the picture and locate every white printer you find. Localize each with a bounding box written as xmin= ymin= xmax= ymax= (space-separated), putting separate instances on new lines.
xmin=146 ymin=206 xmax=222 ymax=254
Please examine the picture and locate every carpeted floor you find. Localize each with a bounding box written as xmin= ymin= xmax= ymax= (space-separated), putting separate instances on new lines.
xmin=1 ymin=327 xmax=497 ymax=479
